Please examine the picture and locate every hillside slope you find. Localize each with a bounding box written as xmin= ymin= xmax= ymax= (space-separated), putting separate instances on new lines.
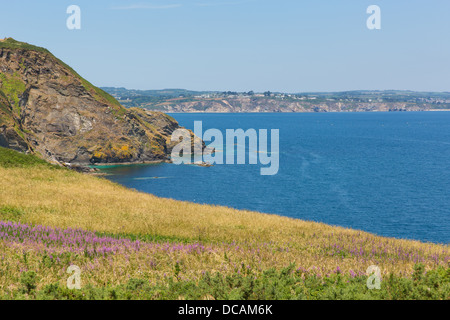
xmin=0 ymin=38 xmax=183 ymax=165
xmin=0 ymin=146 xmax=449 ymax=299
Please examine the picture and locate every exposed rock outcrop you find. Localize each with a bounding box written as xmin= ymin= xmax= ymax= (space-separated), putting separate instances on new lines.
xmin=0 ymin=38 xmax=192 ymax=166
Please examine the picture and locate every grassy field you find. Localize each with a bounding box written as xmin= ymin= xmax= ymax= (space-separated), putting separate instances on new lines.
xmin=0 ymin=147 xmax=449 ymax=299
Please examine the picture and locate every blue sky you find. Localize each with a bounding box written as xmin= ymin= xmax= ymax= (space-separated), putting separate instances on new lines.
xmin=1 ymin=0 xmax=450 ymax=92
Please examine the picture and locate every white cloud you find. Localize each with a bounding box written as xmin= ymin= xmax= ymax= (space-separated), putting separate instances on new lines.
xmin=195 ymin=0 xmax=255 ymax=7
xmin=111 ymin=3 xmax=182 ymax=10
xmin=110 ymin=0 xmax=254 ymax=10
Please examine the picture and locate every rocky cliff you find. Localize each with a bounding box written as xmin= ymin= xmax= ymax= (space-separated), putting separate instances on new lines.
xmin=147 ymin=97 xmax=430 ymax=113
xmin=0 ymin=38 xmax=189 ymax=166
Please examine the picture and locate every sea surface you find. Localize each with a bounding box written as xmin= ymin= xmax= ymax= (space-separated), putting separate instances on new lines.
xmin=99 ymin=112 xmax=450 ymax=244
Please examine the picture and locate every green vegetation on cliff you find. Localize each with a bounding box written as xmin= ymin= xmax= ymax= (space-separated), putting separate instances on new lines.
xmin=0 ymin=91 xmax=12 ymax=123
xmin=0 ymin=72 xmax=26 ymax=116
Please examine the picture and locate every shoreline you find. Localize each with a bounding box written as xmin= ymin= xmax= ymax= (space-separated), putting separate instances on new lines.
xmin=89 ymin=159 xmax=211 ymax=170
xmin=162 ymin=109 xmax=450 ymax=114
xmin=90 ymin=159 xmax=168 ymax=167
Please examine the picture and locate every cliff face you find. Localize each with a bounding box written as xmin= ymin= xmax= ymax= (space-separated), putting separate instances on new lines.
xmin=150 ymin=97 xmax=428 ymax=113
xmin=0 ymin=38 xmax=182 ymax=165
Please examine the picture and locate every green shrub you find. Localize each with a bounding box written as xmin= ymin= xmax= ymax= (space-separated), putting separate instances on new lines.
xmin=20 ymin=271 xmax=39 ymax=294
xmin=5 ymin=265 xmax=449 ymax=300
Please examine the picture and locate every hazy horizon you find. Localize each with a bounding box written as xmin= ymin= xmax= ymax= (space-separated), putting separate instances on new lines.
xmin=100 ymin=87 xmax=450 ymax=94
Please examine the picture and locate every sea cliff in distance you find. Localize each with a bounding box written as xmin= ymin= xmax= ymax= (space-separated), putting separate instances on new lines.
xmin=102 ymin=87 xmax=450 ymax=113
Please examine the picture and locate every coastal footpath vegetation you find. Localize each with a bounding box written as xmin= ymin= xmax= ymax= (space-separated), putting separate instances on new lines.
xmin=0 ymin=147 xmax=449 ymax=300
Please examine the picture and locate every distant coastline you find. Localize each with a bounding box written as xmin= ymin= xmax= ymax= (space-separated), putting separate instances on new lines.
xmin=102 ymin=87 xmax=450 ymax=114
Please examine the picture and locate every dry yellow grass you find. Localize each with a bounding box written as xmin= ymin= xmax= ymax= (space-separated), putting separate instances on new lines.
xmin=1 ymin=166 xmax=449 ymax=279
xmin=1 ymin=166 xmax=339 ymax=242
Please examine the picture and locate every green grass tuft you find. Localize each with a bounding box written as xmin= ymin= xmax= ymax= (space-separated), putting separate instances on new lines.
xmin=94 ymin=231 xmax=194 ymax=245
xmin=0 ymin=205 xmax=25 ymax=221
xmin=0 ymin=146 xmax=58 ymax=169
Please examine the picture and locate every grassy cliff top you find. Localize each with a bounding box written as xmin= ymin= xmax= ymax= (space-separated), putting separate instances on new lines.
xmin=0 ymin=38 xmax=122 ymax=109
xmin=0 ymin=38 xmax=51 ymax=54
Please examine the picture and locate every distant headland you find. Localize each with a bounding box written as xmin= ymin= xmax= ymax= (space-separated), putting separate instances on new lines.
xmin=102 ymin=87 xmax=450 ymax=113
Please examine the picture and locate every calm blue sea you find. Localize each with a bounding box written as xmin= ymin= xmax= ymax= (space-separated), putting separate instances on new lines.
xmin=99 ymin=112 xmax=450 ymax=244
